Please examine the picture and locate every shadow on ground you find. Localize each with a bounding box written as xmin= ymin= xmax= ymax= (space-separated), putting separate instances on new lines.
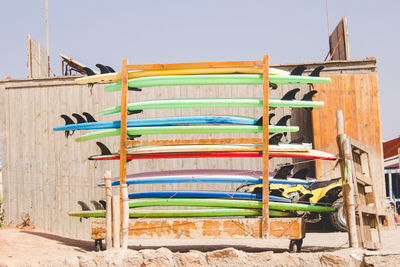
xmin=21 ymin=230 xmax=95 ymax=252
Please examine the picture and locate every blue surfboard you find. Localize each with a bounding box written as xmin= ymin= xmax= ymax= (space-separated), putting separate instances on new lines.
xmin=128 ymin=191 xmax=291 ymax=203
xmin=53 ymin=115 xmax=259 ymax=131
xmin=98 ymin=169 xmax=314 ymax=187
xmin=100 ymin=176 xmax=312 ymax=187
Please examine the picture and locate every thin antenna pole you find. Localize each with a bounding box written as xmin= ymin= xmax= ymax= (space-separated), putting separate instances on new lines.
xmin=326 ymin=0 xmax=331 ymax=37
xmin=45 ymin=0 xmax=50 ymax=76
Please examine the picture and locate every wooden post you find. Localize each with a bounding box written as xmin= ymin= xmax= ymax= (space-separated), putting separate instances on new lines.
xmin=104 ymin=171 xmax=112 ymax=250
xmin=119 ymin=59 xmax=128 ymax=248
xmin=112 ymin=195 xmax=121 ymax=248
xmin=120 ymin=59 xmax=128 ymax=187
xmin=121 ymin=184 xmax=129 ymax=249
xmin=261 ymin=54 xmax=269 ymax=238
xmin=336 ymin=110 xmax=358 ymax=248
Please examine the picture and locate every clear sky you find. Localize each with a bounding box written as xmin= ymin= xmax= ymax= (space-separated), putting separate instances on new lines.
xmin=1 ymin=0 xmax=399 ymax=140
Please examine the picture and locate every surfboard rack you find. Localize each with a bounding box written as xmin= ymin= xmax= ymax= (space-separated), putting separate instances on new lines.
xmin=87 ymin=56 xmax=313 ymax=252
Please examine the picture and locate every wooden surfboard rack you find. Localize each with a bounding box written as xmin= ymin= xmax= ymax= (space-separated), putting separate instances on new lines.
xmin=91 ymin=55 xmax=306 ymax=252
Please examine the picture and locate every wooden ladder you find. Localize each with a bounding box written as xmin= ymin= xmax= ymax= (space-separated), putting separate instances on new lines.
xmin=347 ymin=137 xmax=382 ymax=249
xmin=336 ymin=110 xmax=382 ymax=250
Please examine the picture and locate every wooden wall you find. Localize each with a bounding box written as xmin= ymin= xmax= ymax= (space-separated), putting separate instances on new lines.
xmin=0 ymin=76 xmax=305 ymax=239
xmin=312 ymin=73 xmax=386 ymax=213
xmin=0 ymin=58 xmax=384 ymax=239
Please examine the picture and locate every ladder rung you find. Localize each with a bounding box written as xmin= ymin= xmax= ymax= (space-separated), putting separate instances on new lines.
xmin=358 ymin=205 xmax=377 ymax=215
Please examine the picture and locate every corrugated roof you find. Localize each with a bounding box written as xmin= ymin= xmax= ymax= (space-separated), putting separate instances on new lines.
xmin=383 ymin=136 xmax=400 ymax=159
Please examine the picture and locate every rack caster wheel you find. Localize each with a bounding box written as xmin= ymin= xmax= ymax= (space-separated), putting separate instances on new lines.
xmin=95 ymin=239 xmax=103 ymax=251
xmin=289 ymin=239 xmax=303 ymax=253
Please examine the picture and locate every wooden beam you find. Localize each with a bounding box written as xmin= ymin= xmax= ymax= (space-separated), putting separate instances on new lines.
xmin=119 ymin=59 xmax=128 ymax=186
xmin=126 ymin=138 xmax=262 ymax=147
xmin=104 ymin=171 xmax=112 ymax=250
xmin=92 ymin=218 xmax=305 ymax=240
xmin=119 ymin=59 xmax=128 ymax=249
xmin=262 ymin=54 xmax=269 ymax=238
xmin=126 ymin=60 xmax=264 ymax=71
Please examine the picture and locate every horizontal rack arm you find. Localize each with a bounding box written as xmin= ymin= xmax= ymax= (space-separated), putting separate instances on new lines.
xmin=127 ymin=60 xmax=264 ymax=71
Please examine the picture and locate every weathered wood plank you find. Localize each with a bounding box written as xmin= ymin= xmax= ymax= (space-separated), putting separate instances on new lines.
xmin=91 ymin=217 xmax=305 ymax=240
xmin=127 ymin=61 xmax=264 ymax=70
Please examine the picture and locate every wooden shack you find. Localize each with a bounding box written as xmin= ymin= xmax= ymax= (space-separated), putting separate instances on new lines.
xmin=0 ymin=58 xmax=385 ymax=239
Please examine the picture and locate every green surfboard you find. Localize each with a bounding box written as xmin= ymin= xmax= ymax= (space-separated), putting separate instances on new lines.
xmin=68 ymin=208 xmax=290 ymax=218
xmin=75 ymin=125 xmax=298 ymax=142
xmin=125 ymin=198 xmax=336 ymax=212
xmin=98 ymin=98 xmax=324 ymax=116
xmin=104 ymin=74 xmax=331 ymax=92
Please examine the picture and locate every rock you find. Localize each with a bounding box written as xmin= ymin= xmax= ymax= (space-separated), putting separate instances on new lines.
xmin=363 ymin=255 xmax=400 ymax=267
xmin=139 ymin=247 xmax=174 ymax=267
xmin=205 ymin=248 xmax=248 ymax=266
xmin=173 ymin=250 xmax=207 ymax=267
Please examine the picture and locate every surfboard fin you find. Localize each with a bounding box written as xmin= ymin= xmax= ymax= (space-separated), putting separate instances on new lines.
xmin=269 ymin=113 xmax=275 ymax=125
xmin=275 ymin=115 xmax=291 ymax=127
xmin=281 ymin=88 xmax=300 ymax=100
xmin=128 ymin=110 xmax=143 ymax=115
xmin=290 ymin=136 xmax=305 ymax=144
xmin=128 ymin=87 xmax=142 ymax=92
xmin=105 ymin=66 xmax=116 ymax=73
xmin=60 ymin=114 xmax=75 ymax=138
xmin=82 ymin=67 xmax=96 ymax=76
xmin=72 ymin=113 xmax=87 ymax=124
xmin=90 ymin=200 xmax=105 ymax=210
xmin=273 ymin=165 xmax=294 ymax=179
xmin=256 ymin=117 xmax=263 ymax=126
xmin=309 ymin=66 xmax=324 ymax=77
xmin=96 ymin=142 xmax=112 ymax=156
xmin=269 ymin=133 xmax=283 ymax=145
xmin=302 ymin=90 xmax=318 ymax=101
xmin=77 ymin=201 xmax=91 ymax=211
xmin=128 ymin=135 xmax=142 ymax=140
xmin=292 ymin=168 xmax=309 ymax=180
xmin=290 ymin=65 xmax=307 ymax=76
xmin=99 ymin=200 xmax=107 ymax=209
xmin=82 ymin=112 xmax=97 ymax=122
xmin=269 ymin=83 xmax=278 ymax=90
xmin=96 ymin=64 xmax=110 ymax=74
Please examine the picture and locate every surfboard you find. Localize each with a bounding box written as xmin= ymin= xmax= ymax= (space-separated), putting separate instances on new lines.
xmin=99 ymin=169 xmax=314 ymax=187
xmin=89 ymin=150 xmax=336 ymax=161
xmin=68 ymin=208 xmax=290 ymax=218
xmin=53 ymin=115 xmax=259 ymax=131
xmin=68 ymin=198 xmax=335 ymax=218
xmin=100 ymin=176 xmax=311 ymax=187
xmin=104 ymin=74 xmax=331 ymax=92
xmin=97 ymin=169 xmax=314 ymax=186
xmin=127 ymin=191 xmax=290 ymax=202
xmin=126 ymin=198 xmax=336 ymax=212
xmin=98 ymin=98 xmax=324 ymax=116
xmin=74 ymin=125 xmax=299 ymax=142
xmin=75 ymin=67 xmax=290 ymax=84
xmin=125 ymin=143 xmax=310 ymax=154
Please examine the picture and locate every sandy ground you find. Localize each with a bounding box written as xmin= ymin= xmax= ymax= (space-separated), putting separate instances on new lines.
xmin=1 ymin=226 xmax=400 ymax=266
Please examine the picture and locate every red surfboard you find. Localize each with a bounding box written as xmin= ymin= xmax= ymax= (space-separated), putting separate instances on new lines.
xmin=89 ymin=150 xmax=336 ymax=161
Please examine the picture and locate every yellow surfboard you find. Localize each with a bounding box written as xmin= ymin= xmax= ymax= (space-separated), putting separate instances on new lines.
xmin=75 ymin=67 xmax=290 ymax=84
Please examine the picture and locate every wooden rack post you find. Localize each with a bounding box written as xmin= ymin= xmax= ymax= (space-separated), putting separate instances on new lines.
xmin=119 ymin=59 xmax=129 ymax=249
xmin=104 ymin=171 xmax=112 ymax=250
xmin=261 ymin=54 xmax=269 ymax=237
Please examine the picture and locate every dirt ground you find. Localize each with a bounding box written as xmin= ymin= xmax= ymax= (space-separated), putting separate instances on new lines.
xmin=1 ymin=226 xmax=400 ymax=266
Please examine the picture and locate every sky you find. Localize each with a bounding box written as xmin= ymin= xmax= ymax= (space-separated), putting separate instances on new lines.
xmin=0 ymin=0 xmax=399 ymax=140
